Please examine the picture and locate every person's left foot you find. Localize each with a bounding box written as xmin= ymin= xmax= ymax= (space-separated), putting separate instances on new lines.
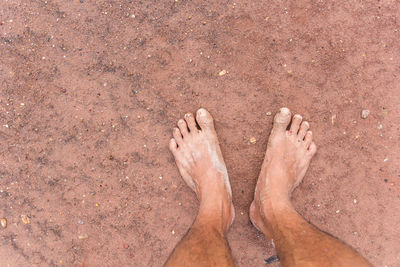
xmin=169 ymin=108 xmax=235 ymax=233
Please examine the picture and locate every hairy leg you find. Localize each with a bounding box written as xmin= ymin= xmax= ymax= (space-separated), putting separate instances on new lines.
xmin=165 ymin=108 xmax=235 ymax=267
xmin=250 ymin=107 xmax=372 ymax=267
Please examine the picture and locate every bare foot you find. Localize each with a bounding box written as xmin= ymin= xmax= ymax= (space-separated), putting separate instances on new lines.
xmin=169 ymin=108 xmax=235 ymax=233
xmin=250 ymin=107 xmax=317 ymax=238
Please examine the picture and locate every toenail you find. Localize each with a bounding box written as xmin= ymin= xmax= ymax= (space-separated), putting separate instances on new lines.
xmin=295 ymin=114 xmax=302 ymax=119
xmin=280 ymin=107 xmax=290 ymax=115
xmin=197 ymin=108 xmax=206 ymax=116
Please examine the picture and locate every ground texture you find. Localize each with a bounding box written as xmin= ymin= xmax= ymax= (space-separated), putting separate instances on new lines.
xmin=1 ymin=0 xmax=400 ymax=266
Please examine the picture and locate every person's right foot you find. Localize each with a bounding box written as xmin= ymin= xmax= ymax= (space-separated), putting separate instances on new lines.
xmin=169 ymin=108 xmax=235 ymax=234
xmin=250 ymin=107 xmax=317 ymax=238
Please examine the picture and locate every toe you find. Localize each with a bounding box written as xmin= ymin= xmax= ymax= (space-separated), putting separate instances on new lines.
xmin=308 ymin=142 xmax=317 ymax=156
xmin=177 ymin=119 xmax=189 ymax=137
xmin=298 ymin=121 xmax=309 ymax=140
xmin=273 ymin=107 xmax=291 ymax=132
xmin=196 ymin=108 xmax=215 ymax=132
xmin=173 ymin=127 xmax=183 ymax=146
xmin=304 ymin=131 xmax=313 ymax=148
xmin=169 ymin=138 xmax=178 ymax=154
xmin=184 ymin=113 xmax=198 ymax=133
xmin=290 ymin=114 xmax=302 ymax=134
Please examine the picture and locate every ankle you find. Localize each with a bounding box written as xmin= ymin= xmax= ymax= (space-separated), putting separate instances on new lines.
xmin=196 ymin=200 xmax=233 ymax=234
xmin=259 ymin=196 xmax=294 ymax=224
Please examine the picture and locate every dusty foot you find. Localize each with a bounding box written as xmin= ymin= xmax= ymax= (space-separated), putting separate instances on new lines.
xmin=250 ymin=107 xmax=317 ymax=238
xmin=169 ymin=108 xmax=235 ymax=233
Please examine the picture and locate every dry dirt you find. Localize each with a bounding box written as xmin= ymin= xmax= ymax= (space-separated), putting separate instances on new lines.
xmin=1 ymin=0 xmax=400 ymax=266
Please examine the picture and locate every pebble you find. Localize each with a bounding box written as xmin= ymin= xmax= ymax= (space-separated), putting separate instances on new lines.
xmin=249 ymin=137 xmax=257 ymax=144
xmin=361 ymin=109 xmax=370 ymax=119
xmin=123 ymin=243 xmax=129 ymax=249
xmin=353 ymin=199 xmax=357 ymax=204
xmin=77 ymin=219 xmax=84 ymax=224
xmin=78 ymin=234 xmax=88 ymax=240
xmin=335 ymin=210 xmax=340 ymax=214
xmin=218 ymin=69 xmax=227 ymax=76
xmin=21 ymin=215 xmax=30 ymax=224
xmin=1 ymin=218 xmax=6 ymax=228
xmin=331 ymin=114 xmax=337 ymax=125
xmin=171 ymin=230 xmax=175 ymax=235
xmin=266 ymin=111 xmax=272 ymax=116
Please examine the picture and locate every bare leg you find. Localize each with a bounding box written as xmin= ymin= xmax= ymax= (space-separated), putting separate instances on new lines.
xmin=165 ymin=108 xmax=235 ymax=267
xmin=250 ymin=108 xmax=372 ymax=267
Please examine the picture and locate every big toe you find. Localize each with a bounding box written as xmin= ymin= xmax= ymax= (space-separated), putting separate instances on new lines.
xmin=273 ymin=107 xmax=291 ymax=132
xmin=196 ymin=108 xmax=215 ymax=132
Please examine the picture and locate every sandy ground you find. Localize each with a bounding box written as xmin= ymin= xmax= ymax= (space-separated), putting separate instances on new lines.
xmin=1 ymin=0 xmax=400 ymax=266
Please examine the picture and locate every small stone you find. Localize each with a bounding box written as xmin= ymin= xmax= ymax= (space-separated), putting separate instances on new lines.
xmin=218 ymin=69 xmax=227 ymax=76
xmin=78 ymin=234 xmax=88 ymax=240
xmin=21 ymin=215 xmax=30 ymax=224
xmin=266 ymin=111 xmax=272 ymax=116
xmin=77 ymin=219 xmax=84 ymax=224
xmin=123 ymin=243 xmax=129 ymax=249
xmin=249 ymin=137 xmax=257 ymax=144
xmin=171 ymin=230 xmax=175 ymax=235
xmin=335 ymin=210 xmax=340 ymax=214
xmin=361 ymin=109 xmax=370 ymax=119
xmin=1 ymin=218 xmax=6 ymax=228
xmin=331 ymin=114 xmax=337 ymax=125
xmin=353 ymin=199 xmax=357 ymax=204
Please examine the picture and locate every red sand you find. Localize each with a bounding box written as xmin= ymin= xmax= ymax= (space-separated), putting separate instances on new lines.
xmin=0 ymin=0 xmax=399 ymax=266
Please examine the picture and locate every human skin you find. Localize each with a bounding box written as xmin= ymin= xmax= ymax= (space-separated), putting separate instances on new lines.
xmin=165 ymin=108 xmax=371 ymax=267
